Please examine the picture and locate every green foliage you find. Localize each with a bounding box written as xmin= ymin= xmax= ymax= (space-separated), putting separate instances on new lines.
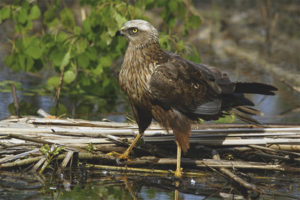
xmin=1 ymin=0 xmax=202 ymax=118
xmin=40 ymin=144 xmax=65 ymax=160
xmin=87 ymin=143 xmax=95 ymax=153
xmin=8 ymin=100 xmax=37 ymax=116
xmin=215 ymin=114 xmax=236 ymax=123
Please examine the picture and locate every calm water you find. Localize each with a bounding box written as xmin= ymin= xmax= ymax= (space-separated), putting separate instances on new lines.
xmin=1 ymin=169 xmax=300 ymax=199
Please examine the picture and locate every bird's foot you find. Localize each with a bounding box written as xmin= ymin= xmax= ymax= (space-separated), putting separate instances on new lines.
xmin=106 ymin=151 xmax=130 ymax=160
xmin=174 ymin=167 xmax=183 ymax=178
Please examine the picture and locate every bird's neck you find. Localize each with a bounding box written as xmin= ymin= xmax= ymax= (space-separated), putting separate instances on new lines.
xmin=126 ymin=41 xmax=167 ymax=63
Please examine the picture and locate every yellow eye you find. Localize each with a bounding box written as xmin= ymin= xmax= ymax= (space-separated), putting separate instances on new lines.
xmin=132 ymin=28 xmax=138 ymax=33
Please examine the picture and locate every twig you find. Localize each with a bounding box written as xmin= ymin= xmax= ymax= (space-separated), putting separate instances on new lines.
xmin=212 ymin=149 xmax=262 ymax=194
xmin=280 ymin=78 xmax=300 ymax=93
xmin=39 ymin=158 xmax=50 ymax=174
xmin=0 ymin=156 xmax=44 ymax=168
xmin=11 ymin=83 xmax=19 ymax=117
xmin=0 ymin=148 xmax=40 ymax=164
xmin=250 ymin=144 xmax=300 ymax=156
xmin=31 ymin=156 xmax=47 ymax=172
xmin=55 ymin=65 xmax=65 ymax=116
xmin=60 ymin=151 xmax=74 ymax=169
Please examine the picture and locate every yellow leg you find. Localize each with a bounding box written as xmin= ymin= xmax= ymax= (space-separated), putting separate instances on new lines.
xmin=117 ymin=132 xmax=143 ymax=160
xmin=119 ymin=132 xmax=142 ymax=159
xmin=174 ymin=141 xmax=183 ymax=178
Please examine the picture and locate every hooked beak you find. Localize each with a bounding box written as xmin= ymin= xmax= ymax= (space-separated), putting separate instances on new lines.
xmin=115 ymin=30 xmax=122 ymax=37
xmin=115 ymin=27 xmax=126 ymax=37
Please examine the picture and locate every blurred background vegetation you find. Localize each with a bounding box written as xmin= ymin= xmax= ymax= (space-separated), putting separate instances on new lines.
xmin=0 ymin=0 xmax=299 ymax=123
xmin=0 ymin=0 xmax=202 ymax=120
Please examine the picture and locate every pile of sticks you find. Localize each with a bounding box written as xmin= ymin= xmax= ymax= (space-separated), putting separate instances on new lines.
xmin=0 ymin=111 xmax=300 ymax=195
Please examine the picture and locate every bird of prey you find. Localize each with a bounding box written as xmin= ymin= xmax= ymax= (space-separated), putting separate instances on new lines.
xmin=116 ymin=19 xmax=277 ymax=177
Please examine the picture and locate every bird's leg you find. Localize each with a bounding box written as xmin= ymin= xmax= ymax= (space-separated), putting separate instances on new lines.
xmin=174 ymin=141 xmax=183 ymax=178
xmin=108 ymin=132 xmax=143 ymax=160
xmin=120 ymin=132 xmax=142 ymax=159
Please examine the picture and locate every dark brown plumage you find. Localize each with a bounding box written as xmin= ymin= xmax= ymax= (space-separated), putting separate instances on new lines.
xmin=116 ymin=20 xmax=277 ymax=177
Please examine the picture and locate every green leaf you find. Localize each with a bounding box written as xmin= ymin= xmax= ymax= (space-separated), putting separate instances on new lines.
xmin=47 ymin=76 xmax=60 ymax=89
xmin=57 ymin=32 xmax=67 ymax=42
xmin=60 ymin=8 xmax=75 ymax=30
xmin=76 ymin=38 xmax=88 ymax=54
xmin=4 ymin=54 xmax=15 ymax=67
xmin=40 ymin=144 xmax=50 ymax=155
xmin=17 ymin=7 xmax=28 ymax=24
xmin=74 ymin=26 xmax=81 ymax=35
xmin=187 ymin=15 xmax=201 ymax=29
xmin=49 ymin=48 xmax=66 ymax=67
xmin=64 ymin=70 xmax=76 ymax=84
xmin=25 ymin=42 xmax=42 ymax=59
xmin=28 ymin=5 xmax=41 ymax=20
xmin=114 ymin=12 xmax=127 ymax=27
xmin=44 ymin=8 xmax=58 ymax=27
xmin=168 ymin=1 xmax=178 ymax=12
xmin=93 ymin=64 xmax=103 ymax=76
xmin=100 ymin=56 xmax=112 ymax=67
xmin=86 ymin=47 xmax=98 ymax=61
xmin=0 ymin=6 xmax=11 ymax=21
xmin=60 ymin=51 xmax=71 ymax=69
xmin=100 ymin=32 xmax=112 ymax=46
xmin=50 ymin=103 xmax=68 ymax=116
xmin=18 ymin=54 xmax=26 ymax=71
xmin=26 ymin=57 xmax=34 ymax=71
xmin=77 ymin=53 xmax=90 ymax=68
xmin=82 ymin=18 xmax=91 ymax=33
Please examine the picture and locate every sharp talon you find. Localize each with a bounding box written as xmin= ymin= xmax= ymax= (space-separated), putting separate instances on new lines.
xmin=106 ymin=151 xmax=130 ymax=161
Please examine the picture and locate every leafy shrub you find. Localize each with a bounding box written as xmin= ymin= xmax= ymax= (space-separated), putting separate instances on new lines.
xmin=0 ymin=0 xmax=201 ymax=118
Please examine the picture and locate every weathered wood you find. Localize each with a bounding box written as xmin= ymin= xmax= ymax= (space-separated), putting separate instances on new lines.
xmin=0 ymin=156 xmax=44 ymax=168
xmin=125 ymin=157 xmax=300 ymax=172
xmin=31 ymin=156 xmax=46 ymax=172
xmin=212 ymin=150 xmax=261 ymax=193
xmin=0 ymin=116 xmax=299 ymax=178
xmin=0 ymin=148 xmax=40 ymax=164
xmin=60 ymin=151 xmax=74 ymax=169
xmin=269 ymin=144 xmax=300 ymax=151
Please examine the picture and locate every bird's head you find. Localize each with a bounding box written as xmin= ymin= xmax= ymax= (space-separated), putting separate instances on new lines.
xmin=116 ymin=19 xmax=159 ymax=49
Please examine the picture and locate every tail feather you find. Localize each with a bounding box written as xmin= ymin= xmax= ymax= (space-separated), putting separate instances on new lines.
xmin=235 ymin=82 xmax=277 ymax=95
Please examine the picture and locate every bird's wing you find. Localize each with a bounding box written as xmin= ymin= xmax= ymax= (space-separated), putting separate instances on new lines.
xmin=150 ymin=57 xmax=228 ymax=117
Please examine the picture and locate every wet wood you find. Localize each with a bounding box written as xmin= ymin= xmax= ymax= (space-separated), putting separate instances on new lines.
xmin=0 ymin=116 xmax=299 ymax=182
xmin=212 ymin=149 xmax=261 ymax=193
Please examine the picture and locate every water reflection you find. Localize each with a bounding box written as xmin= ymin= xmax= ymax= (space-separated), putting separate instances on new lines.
xmin=1 ymin=169 xmax=300 ymax=199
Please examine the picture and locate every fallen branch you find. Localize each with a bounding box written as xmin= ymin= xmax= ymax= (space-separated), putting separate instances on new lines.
xmin=8 ymin=134 xmax=54 ymax=145
xmin=212 ymin=150 xmax=262 ymax=194
xmin=0 ymin=148 xmax=40 ymax=164
xmin=0 ymin=156 xmax=44 ymax=168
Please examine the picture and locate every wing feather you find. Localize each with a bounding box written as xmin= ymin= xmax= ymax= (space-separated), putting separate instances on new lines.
xmin=150 ymin=57 xmax=222 ymax=117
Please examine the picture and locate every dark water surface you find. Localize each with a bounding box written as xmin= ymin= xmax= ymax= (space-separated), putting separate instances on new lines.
xmin=1 ymin=169 xmax=300 ymax=200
